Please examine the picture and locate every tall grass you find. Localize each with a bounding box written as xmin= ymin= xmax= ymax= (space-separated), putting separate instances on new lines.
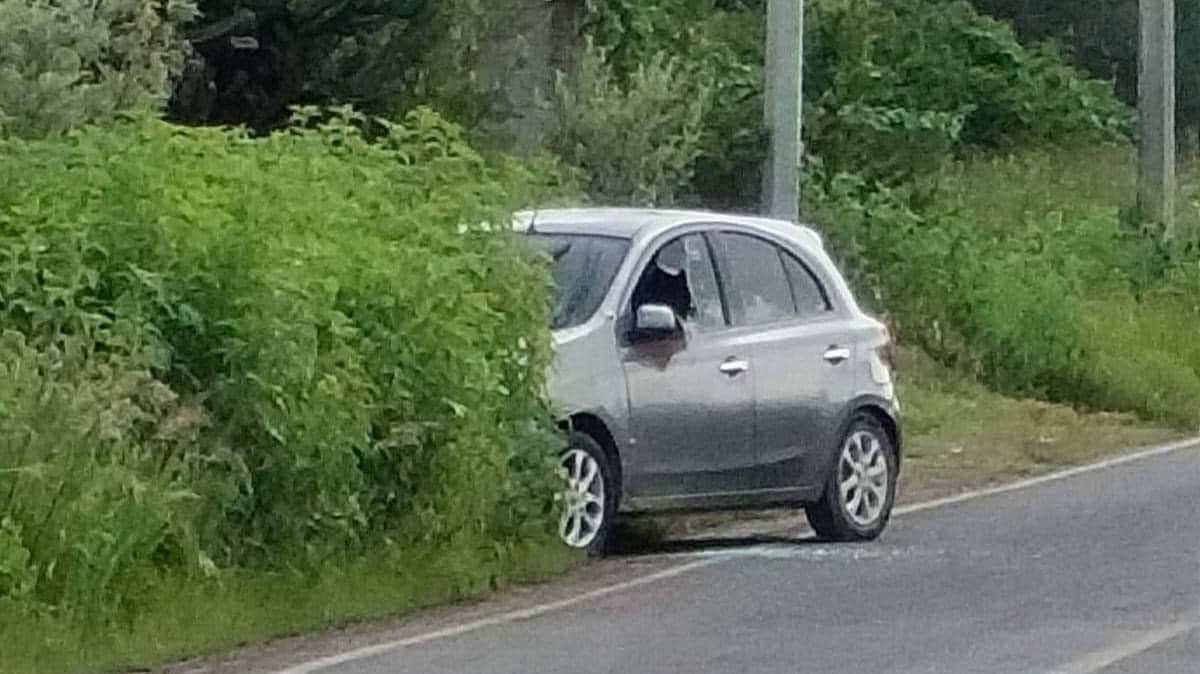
xmin=0 ymin=108 xmax=577 ymax=670
xmin=0 ymin=541 xmax=573 ymax=673
xmin=810 ymin=145 xmax=1200 ymax=429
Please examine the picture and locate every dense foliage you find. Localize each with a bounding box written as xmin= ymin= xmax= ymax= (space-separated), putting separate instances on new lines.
xmin=577 ymin=0 xmax=1200 ymax=431
xmin=5 ymin=0 xmax=1200 ymax=668
xmin=0 ymin=110 xmax=569 ymax=633
xmin=171 ymin=0 xmax=538 ymax=131
xmin=552 ymin=44 xmax=708 ymax=205
xmin=574 ymin=0 xmax=1130 ymax=205
xmin=808 ymin=150 xmax=1200 ymax=428
xmin=0 ymin=0 xmax=196 ymax=137
xmin=806 ymin=0 xmax=1129 ymax=178
xmin=580 ymin=0 xmax=766 ymax=206
xmin=170 ymin=0 xmax=424 ymax=127
xmin=157 ymin=0 xmax=1200 ymax=151
xmin=970 ymin=0 xmax=1200 ymax=151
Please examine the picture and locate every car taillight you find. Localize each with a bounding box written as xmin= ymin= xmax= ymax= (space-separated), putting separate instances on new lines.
xmin=878 ymin=326 xmax=896 ymax=373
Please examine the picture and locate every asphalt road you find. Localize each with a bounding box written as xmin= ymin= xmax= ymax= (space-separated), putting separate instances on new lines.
xmin=215 ymin=444 xmax=1200 ymax=674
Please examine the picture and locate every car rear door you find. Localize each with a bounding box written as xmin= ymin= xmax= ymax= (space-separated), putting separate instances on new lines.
xmin=710 ymin=230 xmax=859 ymax=491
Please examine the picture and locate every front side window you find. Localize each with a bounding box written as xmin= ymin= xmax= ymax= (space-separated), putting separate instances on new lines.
xmin=713 ymin=233 xmax=795 ymax=326
xmin=681 ymin=235 xmax=726 ymax=329
xmin=530 ymin=234 xmax=631 ymax=330
xmin=630 ymin=234 xmax=726 ymax=331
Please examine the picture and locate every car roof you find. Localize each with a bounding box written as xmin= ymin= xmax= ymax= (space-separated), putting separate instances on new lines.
xmin=514 ymin=207 xmax=824 ymax=249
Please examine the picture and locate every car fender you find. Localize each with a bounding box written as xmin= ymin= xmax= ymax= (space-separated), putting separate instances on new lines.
xmin=814 ymin=394 xmax=903 ymax=479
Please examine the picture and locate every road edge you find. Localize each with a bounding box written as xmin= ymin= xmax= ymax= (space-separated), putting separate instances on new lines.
xmin=266 ymin=435 xmax=1200 ymax=674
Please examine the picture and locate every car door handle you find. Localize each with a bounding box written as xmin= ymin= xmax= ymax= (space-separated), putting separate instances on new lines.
xmin=719 ymin=359 xmax=750 ymax=376
xmin=823 ymin=346 xmax=852 ymax=364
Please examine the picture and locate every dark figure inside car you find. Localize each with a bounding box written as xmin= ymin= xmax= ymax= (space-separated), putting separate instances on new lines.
xmin=632 ymin=240 xmax=693 ymax=323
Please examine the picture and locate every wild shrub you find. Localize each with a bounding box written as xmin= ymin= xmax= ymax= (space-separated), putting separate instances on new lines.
xmin=1077 ymin=297 xmax=1200 ymax=428
xmin=0 ymin=108 xmax=571 ymax=628
xmin=0 ymin=0 xmax=196 ymax=138
xmin=552 ymin=43 xmax=709 ymax=205
xmin=806 ymin=0 xmax=1130 ymax=181
xmin=581 ymin=0 xmax=765 ymax=206
xmin=808 ymin=149 xmax=1200 ymax=428
xmin=578 ymin=0 xmax=1130 ymax=206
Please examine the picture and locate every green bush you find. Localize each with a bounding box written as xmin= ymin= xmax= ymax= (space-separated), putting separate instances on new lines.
xmin=1078 ymin=297 xmax=1200 ymax=428
xmin=552 ymin=43 xmax=709 ymax=205
xmin=808 ymin=148 xmax=1200 ymax=429
xmin=576 ymin=1 xmax=1180 ymax=426
xmin=683 ymin=8 xmax=767 ymax=208
xmin=583 ymin=0 xmax=1130 ymax=199
xmin=582 ymin=1 xmax=766 ymax=207
xmin=0 ymin=108 xmax=571 ymax=633
xmin=806 ymin=0 xmax=1130 ymax=180
xmin=0 ymin=0 xmax=196 ymax=138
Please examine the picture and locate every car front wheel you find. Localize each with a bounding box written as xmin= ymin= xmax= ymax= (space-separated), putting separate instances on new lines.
xmin=806 ymin=414 xmax=897 ymax=541
xmin=558 ymin=433 xmax=616 ymax=556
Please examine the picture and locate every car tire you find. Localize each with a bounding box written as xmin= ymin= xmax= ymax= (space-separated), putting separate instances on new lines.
xmin=806 ymin=414 xmax=897 ymax=542
xmin=558 ymin=433 xmax=618 ymax=557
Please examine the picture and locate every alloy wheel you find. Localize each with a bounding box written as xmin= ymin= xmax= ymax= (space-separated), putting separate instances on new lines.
xmin=837 ymin=430 xmax=890 ymax=526
xmin=559 ymin=448 xmax=606 ymax=548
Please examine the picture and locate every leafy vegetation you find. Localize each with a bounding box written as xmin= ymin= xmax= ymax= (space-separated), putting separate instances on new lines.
xmin=0 ymin=109 xmax=576 ymax=667
xmin=808 ymin=147 xmax=1200 ymax=428
xmin=969 ymin=0 xmax=1200 ymax=152
xmin=805 ymin=0 xmax=1129 ymax=179
xmin=573 ymin=0 xmax=1129 ymax=204
xmin=0 ymin=0 xmax=196 ymax=137
xmin=552 ymin=43 xmax=709 ymax=205
xmin=164 ymin=0 xmax=1200 ymax=154
xmin=576 ymin=0 xmax=1200 ymax=431
xmin=4 ymin=0 xmax=1200 ymax=670
xmin=170 ymin=0 xmax=550 ymax=132
xmin=170 ymin=0 xmax=428 ymax=127
xmin=2 ymin=539 xmax=572 ymax=673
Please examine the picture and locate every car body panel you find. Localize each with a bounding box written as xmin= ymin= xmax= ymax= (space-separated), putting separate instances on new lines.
xmin=547 ymin=322 xmax=632 ymax=455
xmin=530 ymin=208 xmax=900 ymax=515
xmin=737 ymin=319 xmax=859 ymax=490
xmin=619 ymin=326 xmax=757 ymax=497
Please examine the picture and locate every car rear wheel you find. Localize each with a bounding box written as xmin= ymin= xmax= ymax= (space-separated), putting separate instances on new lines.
xmin=806 ymin=414 xmax=897 ymax=541
xmin=558 ymin=433 xmax=617 ymax=557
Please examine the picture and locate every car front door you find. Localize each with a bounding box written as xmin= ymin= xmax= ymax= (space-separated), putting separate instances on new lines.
xmin=620 ymin=232 xmax=758 ymax=499
xmin=711 ymin=231 xmax=857 ymax=491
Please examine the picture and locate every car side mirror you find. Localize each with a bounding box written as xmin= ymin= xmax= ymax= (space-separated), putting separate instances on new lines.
xmin=632 ymin=303 xmax=680 ymax=341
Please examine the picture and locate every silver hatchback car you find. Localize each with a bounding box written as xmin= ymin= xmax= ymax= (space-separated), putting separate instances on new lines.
xmin=520 ymin=208 xmax=901 ymax=555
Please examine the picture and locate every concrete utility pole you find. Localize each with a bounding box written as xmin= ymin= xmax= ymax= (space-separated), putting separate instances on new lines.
xmin=764 ymin=0 xmax=804 ymax=222
xmin=1139 ymin=0 xmax=1177 ymax=236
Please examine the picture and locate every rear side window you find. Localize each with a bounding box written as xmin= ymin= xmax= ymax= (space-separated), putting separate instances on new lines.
xmin=712 ymin=233 xmax=795 ymax=326
xmin=781 ymin=252 xmax=833 ymax=317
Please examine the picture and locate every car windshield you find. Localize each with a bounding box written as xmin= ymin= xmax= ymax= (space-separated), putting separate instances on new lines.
xmin=529 ymin=233 xmax=630 ymax=331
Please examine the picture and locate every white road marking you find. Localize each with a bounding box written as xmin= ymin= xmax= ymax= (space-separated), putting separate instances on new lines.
xmin=1049 ymin=619 xmax=1198 ymax=674
xmin=271 ymin=559 xmax=717 ymax=674
xmin=270 ymin=436 xmax=1200 ymax=674
xmin=683 ymin=544 xmax=887 ymax=561
xmin=893 ymin=436 xmax=1200 ymax=517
